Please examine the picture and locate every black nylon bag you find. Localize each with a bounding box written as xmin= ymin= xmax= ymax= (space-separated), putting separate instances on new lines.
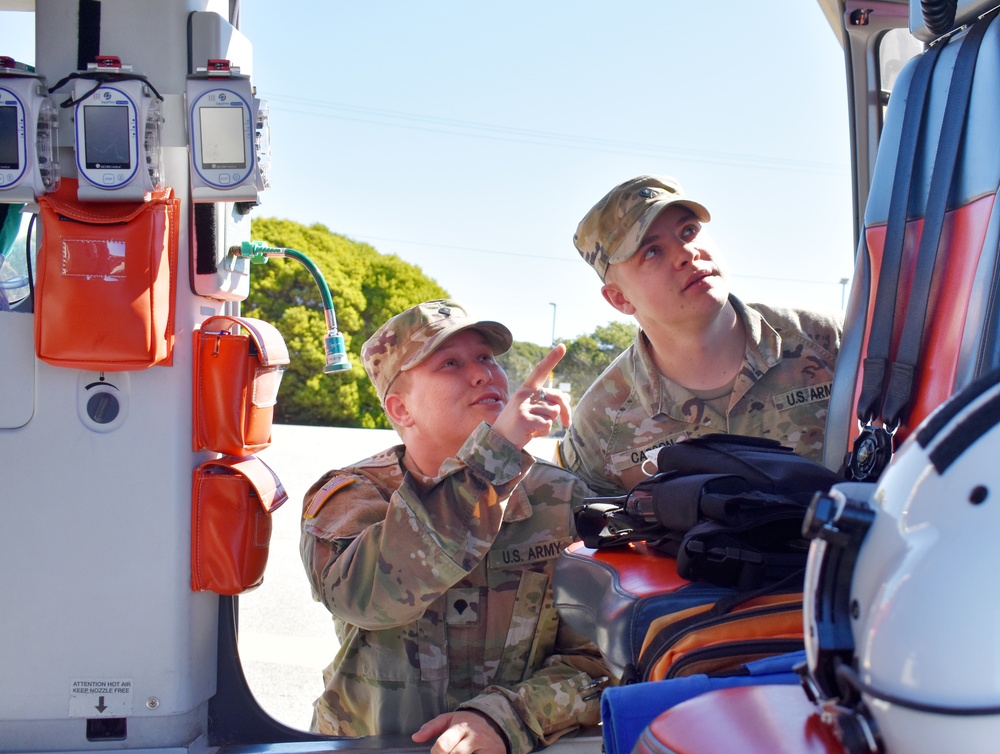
xmin=574 ymin=434 xmax=843 ymax=589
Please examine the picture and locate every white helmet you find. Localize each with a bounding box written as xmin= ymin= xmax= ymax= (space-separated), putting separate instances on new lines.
xmin=801 ymin=370 xmax=1000 ymax=754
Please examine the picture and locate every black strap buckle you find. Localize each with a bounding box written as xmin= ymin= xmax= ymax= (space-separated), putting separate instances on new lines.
xmin=845 ymin=424 xmax=894 ymax=482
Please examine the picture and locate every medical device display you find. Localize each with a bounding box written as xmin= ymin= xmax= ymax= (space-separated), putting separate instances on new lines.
xmin=187 ymin=61 xmax=269 ymax=202
xmin=0 ymin=57 xmax=59 ymax=202
xmin=68 ymin=59 xmax=163 ymax=202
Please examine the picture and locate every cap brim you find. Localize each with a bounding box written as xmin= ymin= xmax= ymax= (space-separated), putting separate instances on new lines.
xmin=400 ymin=320 xmax=514 ymax=372
xmin=608 ymin=197 xmax=712 ymax=267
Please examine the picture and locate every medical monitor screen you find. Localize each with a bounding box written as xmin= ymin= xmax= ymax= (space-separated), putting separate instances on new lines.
xmin=0 ymin=106 xmax=19 ymax=169
xmin=84 ymin=105 xmax=131 ymax=170
xmin=199 ymin=106 xmax=247 ymax=169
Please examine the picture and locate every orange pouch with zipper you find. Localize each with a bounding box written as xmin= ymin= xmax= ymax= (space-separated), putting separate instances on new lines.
xmin=34 ymin=179 xmax=179 ymax=370
xmin=193 ymin=315 xmax=289 ymax=456
xmin=191 ymin=455 xmax=288 ymax=595
xmin=637 ymin=591 xmax=804 ymax=681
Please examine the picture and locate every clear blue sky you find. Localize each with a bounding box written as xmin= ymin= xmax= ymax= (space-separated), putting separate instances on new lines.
xmin=4 ymin=2 xmax=855 ymax=347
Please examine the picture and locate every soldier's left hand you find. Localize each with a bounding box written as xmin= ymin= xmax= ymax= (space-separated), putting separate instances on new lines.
xmin=411 ymin=710 xmax=507 ymax=754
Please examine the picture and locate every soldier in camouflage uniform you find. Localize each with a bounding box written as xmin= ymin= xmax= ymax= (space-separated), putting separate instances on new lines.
xmin=559 ymin=175 xmax=843 ymax=496
xmin=301 ymin=299 xmax=609 ymax=754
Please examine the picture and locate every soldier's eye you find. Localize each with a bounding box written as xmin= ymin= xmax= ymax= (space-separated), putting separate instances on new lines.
xmin=681 ymin=223 xmax=700 ymax=240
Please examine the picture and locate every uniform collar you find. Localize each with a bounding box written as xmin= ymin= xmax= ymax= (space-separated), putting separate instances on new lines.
xmin=633 ymin=294 xmax=783 ymax=417
xmin=503 ymin=484 xmax=533 ymax=522
xmin=399 ymin=447 xmax=533 ymax=523
xmin=732 ymin=295 xmax=782 ymax=372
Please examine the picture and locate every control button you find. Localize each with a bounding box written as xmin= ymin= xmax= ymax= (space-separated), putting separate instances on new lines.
xmin=77 ymin=371 xmax=129 ymax=433
xmin=87 ymin=391 xmax=120 ymax=424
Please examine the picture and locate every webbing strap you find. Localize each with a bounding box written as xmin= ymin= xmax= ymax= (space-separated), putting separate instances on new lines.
xmin=77 ymin=1 xmax=101 ymax=72
xmin=855 ymin=39 xmax=945 ymax=425
xmin=856 ymin=10 xmax=998 ymax=431
xmin=882 ymin=11 xmax=997 ymax=427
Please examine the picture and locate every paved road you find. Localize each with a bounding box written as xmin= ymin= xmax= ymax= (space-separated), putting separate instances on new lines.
xmin=239 ymin=424 xmax=559 ymax=732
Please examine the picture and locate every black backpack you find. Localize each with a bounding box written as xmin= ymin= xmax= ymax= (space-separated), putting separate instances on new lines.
xmin=574 ymin=434 xmax=844 ymax=589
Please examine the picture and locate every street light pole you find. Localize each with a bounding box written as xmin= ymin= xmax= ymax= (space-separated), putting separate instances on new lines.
xmin=549 ymin=302 xmax=557 ymax=346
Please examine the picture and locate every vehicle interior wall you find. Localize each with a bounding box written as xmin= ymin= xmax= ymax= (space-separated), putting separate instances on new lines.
xmin=3 ymin=1 xmax=968 ymax=752
xmin=0 ymin=2 xmax=233 ymax=750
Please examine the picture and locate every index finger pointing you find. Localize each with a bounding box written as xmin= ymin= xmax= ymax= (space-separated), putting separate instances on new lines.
xmin=521 ymin=343 xmax=566 ymax=392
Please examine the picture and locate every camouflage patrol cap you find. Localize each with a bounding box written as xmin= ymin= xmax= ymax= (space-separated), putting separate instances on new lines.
xmin=574 ymin=175 xmax=711 ymax=281
xmin=361 ymin=299 xmax=513 ymax=402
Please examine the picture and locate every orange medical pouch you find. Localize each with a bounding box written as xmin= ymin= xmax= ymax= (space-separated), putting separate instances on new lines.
xmin=191 ymin=455 xmax=287 ymax=595
xmin=34 ymin=179 xmax=179 ymax=370
xmin=192 ymin=315 xmax=288 ymax=456
xmin=636 ymin=590 xmax=803 ymax=681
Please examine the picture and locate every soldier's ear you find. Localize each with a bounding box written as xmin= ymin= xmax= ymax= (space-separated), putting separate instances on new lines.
xmin=601 ymin=282 xmax=636 ymax=316
xmin=384 ymin=393 xmax=415 ymax=428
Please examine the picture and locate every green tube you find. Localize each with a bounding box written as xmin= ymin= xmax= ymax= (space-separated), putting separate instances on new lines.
xmin=232 ymin=240 xmax=351 ymax=373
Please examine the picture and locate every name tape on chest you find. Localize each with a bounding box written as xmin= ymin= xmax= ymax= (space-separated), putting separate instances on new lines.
xmin=610 ymin=432 xmax=688 ymax=474
xmin=772 ymin=381 xmax=833 ymax=411
xmin=486 ymin=537 xmax=574 ymax=570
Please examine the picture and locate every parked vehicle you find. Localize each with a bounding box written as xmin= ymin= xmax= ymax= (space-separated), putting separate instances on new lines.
xmin=3 ymin=2 xmax=992 ymax=752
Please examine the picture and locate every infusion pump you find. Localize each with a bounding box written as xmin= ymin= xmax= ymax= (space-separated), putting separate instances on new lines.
xmin=65 ymin=58 xmax=164 ymax=202
xmin=0 ymin=57 xmax=59 ymax=203
xmin=187 ymin=60 xmax=270 ymax=203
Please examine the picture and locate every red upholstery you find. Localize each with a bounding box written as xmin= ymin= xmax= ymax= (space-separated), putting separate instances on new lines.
xmin=632 ymin=685 xmax=844 ymax=754
xmin=564 ymin=540 xmax=691 ymax=596
xmin=848 ymin=195 xmax=995 ymax=449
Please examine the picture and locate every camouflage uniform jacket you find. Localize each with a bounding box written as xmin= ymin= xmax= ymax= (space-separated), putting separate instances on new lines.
xmin=301 ymin=421 xmax=608 ymax=754
xmin=559 ymin=296 xmax=842 ymax=496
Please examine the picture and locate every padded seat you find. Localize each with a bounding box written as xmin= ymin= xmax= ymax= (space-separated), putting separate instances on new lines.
xmin=825 ymin=10 xmax=1000 ymax=471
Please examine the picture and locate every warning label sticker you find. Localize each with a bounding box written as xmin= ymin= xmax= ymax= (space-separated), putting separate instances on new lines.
xmin=69 ymin=678 xmax=134 ymax=718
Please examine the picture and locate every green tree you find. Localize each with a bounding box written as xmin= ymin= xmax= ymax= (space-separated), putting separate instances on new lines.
xmin=496 ymin=340 xmax=549 ymax=392
xmin=498 ymin=323 xmax=636 ymax=437
xmin=245 ymin=218 xmax=447 ymax=428
xmin=243 ymin=217 xmax=635 ymax=430
xmin=556 ymin=321 xmax=638 ymax=401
